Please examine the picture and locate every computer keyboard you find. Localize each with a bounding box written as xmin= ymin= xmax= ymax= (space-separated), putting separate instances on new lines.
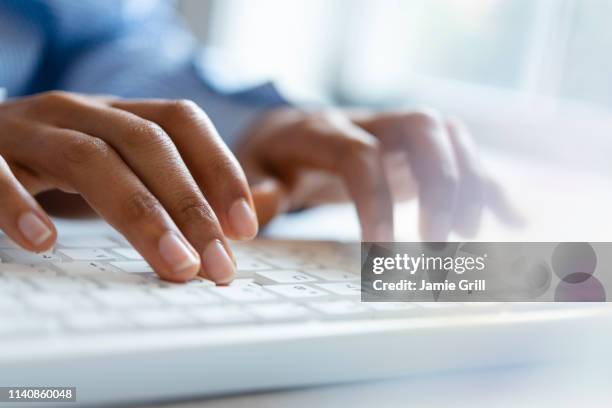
xmin=0 ymin=235 xmax=431 ymax=338
xmin=3 ymin=234 xmax=612 ymax=406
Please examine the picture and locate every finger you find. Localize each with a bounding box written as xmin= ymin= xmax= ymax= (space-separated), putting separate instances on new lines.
xmin=242 ymin=159 xmax=290 ymax=227
xmin=485 ymin=178 xmax=527 ymax=227
xmin=10 ymin=125 xmax=201 ymax=283
xmin=369 ymin=112 xmax=460 ymax=241
xmin=110 ymin=99 xmax=258 ymax=241
xmin=446 ymin=118 xmax=484 ymax=237
xmin=0 ymin=155 xmax=56 ymax=251
xmin=36 ymin=93 xmax=235 ymax=283
xmin=261 ymin=112 xmax=394 ymax=241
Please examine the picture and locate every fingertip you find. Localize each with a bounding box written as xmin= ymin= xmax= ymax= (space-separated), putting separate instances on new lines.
xmin=17 ymin=211 xmax=57 ymax=252
xmin=228 ymin=198 xmax=258 ymax=240
xmin=157 ymin=231 xmax=201 ymax=281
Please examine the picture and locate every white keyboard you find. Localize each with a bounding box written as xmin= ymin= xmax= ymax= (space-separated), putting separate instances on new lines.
xmin=3 ymin=234 xmax=612 ymax=406
xmin=0 ymin=236 xmax=427 ymax=338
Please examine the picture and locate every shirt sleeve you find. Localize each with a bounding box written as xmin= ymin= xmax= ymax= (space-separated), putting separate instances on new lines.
xmin=56 ymin=2 xmax=287 ymax=150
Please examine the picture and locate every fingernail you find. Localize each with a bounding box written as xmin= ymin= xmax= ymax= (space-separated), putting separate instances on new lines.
xmin=158 ymin=231 xmax=200 ymax=274
xmin=428 ymin=213 xmax=452 ymax=241
xmin=228 ymin=198 xmax=258 ymax=239
xmin=18 ymin=212 xmax=52 ymax=246
xmin=202 ymin=240 xmax=235 ymax=284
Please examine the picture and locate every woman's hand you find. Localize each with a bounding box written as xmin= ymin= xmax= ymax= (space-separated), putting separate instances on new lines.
xmin=238 ymin=108 xmax=522 ymax=241
xmin=0 ymin=91 xmax=259 ymax=283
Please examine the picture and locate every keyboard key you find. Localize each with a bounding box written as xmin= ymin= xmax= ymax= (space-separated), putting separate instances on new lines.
xmin=1 ymin=264 xmax=61 ymax=278
xmin=32 ymin=276 xmax=98 ymax=292
xmin=111 ymin=248 xmax=143 ymax=260
xmin=190 ymin=305 xmax=254 ymax=324
xmin=263 ymin=257 xmax=323 ymax=270
xmin=236 ymin=256 xmax=273 ymax=272
xmin=110 ymin=261 xmax=154 ymax=273
xmin=58 ymin=236 xmax=118 ymax=248
xmin=211 ymin=285 xmax=278 ymax=302
xmin=54 ymin=261 xmax=113 ymax=276
xmin=58 ymin=248 xmax=116 ymax=261
xmin=150 ymin=288 xmax=220 ymax=306
xmin=92 ymin=290 xmax=162 ymax=308
xmin=315 ymin=282 xmax=361 ymax=297
xmin=254 ymin=270 xmax=317 ymax=285
xmin=249 ymin=302 xmax=311 ymax=321
xmin=266 ymin=284 xmax=329 ymax=298
xmin=1 ymin=249 xmax=61 ymax=263
xmin=307 ymin=269 xmax=359 ymax=282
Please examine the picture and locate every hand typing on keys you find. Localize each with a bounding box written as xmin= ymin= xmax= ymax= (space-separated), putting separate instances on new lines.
xmin=0 ymin=92 xmax=259 ymax=283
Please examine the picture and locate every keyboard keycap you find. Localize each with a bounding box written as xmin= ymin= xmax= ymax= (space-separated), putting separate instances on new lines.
xmin=254 ymin=270 xmax=317 ymax=285
xmin=150 ymin=288 xmax=220 ymax=306
xmin=111 ymin=248 xmax=143 ymax=261
xmin=236 ymin=257 xmax=273 ymax=272
xmin=211 ymin=285 xmax=278 ymax=302
xmin=307 ymin=269 xmax=359 ymax=282
xmin=266 ymin=284 xmax=329 ymax=299
xmin=315 ymin=282 xmax=361 ymax=297
xmin=54 ymin=261 xmax=113 ymax=276
xmin=58 ymin=236 xmax=118 ymax=248
xmin=1 ymin=249 xmax=61 ymax=263
xmin=110 ymin=261 xmax=154 ymax=273
xmin=92 ymin=290 xmax=162 ymax=308
xmin=58 ymin=248 xmax=116 ymax=261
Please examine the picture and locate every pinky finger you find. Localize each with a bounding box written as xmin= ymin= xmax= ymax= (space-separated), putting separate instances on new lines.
xmin=0 ymin=156 xmax=56 ymax=251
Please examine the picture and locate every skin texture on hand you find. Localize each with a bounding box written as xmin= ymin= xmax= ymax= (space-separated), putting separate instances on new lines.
xmin=0 ymin=91 xmax=259 ymax=283
xmin=238 ymin=107 xmax=523 ymax=242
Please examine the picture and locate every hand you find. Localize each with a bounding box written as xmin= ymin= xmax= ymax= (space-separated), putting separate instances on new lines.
xmin=237 ymin=108 xmax=522 ymax=241
xmin=0 ymin=91 xmax=259 ymax=283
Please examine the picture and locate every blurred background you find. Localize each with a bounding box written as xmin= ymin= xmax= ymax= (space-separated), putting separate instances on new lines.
xmin=177 ymin=0 xmax=612 ymax=176
xmin=174 ymin=0 xmax=612 ymax=240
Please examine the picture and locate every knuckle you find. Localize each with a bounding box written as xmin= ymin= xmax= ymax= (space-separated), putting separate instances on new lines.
xmin=175 ymin=194 xmax=217 ymax=226
xmin=405 ymin=109 xmax=444 ymax=131
xmin=122 ymin=192 xmax=163 ymax=223
xmin=38 ymin=91 xmax=79 ymax=107
xmin=343 ymin=137 xmax=381 ymax=163
xmin=126 ymin=121 xmax=171 ymax=149
xmin=162 ymin=99 xmax=205 ymax=125
xmin=62 ymin=135 xmax=112 ymax=166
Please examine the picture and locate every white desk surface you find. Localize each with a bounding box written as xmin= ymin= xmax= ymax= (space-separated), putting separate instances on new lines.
xmin=54 ymin=151 xmax=612 ymax=407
